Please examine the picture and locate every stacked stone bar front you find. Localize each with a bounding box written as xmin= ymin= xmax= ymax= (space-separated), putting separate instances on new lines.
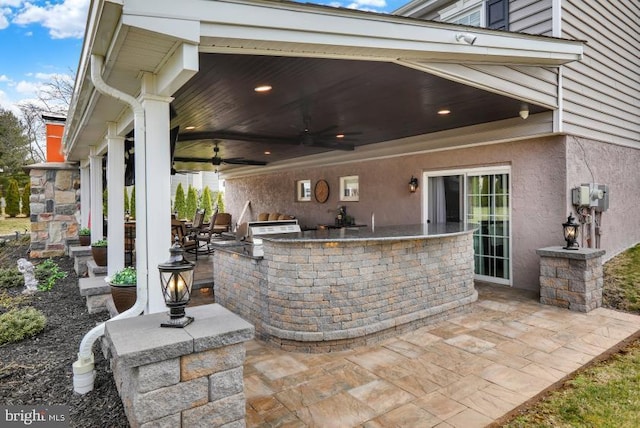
xmin=26 ymin=162 xmax=80 ymax=258
xmin=105 ymin=304 xmax=254 ymax=427
xmin=536 ymin=246 xmax=605 ymax=312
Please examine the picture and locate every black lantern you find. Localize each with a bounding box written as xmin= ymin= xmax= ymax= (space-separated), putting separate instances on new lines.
xmin=562 ymin=213 xmax=579 ymax=250
xmin=158 ymin=237 xmax=195 ymax=327
xmin=409 ymin=176 xmax=419 ymax=193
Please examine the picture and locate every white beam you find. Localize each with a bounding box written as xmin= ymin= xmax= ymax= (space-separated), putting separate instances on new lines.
xmin=106 ymin=123 xmax=126 ymax=276
xmin=89 ymin=147 xmax=104 ymax=242
xmin=80 ymin=165 xmax=91 ymax=229
xmin=138 ymin=73 xmax=173 ymax=314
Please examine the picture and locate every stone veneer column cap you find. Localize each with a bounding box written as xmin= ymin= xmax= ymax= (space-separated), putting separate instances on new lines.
xmin=105 ymin=303 xmax=254 ymax=368
xmin=24 ymin=161 xmax=79 ymax=171
xmin=536 ymin=246 xmax=606 ymax=260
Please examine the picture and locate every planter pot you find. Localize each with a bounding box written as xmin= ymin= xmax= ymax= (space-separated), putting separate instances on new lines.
xmin=110 ymin=284 xmax=137 ymax=313
xmin=79 ymin=235 xmax=91 ymax=246
xmin=91 ymin=246 xmax=108 ymax=266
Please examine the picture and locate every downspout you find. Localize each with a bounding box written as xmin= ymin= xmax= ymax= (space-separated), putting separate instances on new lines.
xmin=72 ymin=54 xmax=148 ymax=394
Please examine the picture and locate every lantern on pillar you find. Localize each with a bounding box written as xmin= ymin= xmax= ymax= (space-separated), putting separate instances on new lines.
xmin=158 ymin=237 xmax=195 ymax=327
xmin=562 ymin=213 xmax=579 ymax=250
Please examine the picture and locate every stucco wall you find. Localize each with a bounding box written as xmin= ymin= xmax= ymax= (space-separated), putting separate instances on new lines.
xmin=225 ymin=136 xmax=568 ymax=290
xmin=565 ymin=137 xmax=640 ymax=261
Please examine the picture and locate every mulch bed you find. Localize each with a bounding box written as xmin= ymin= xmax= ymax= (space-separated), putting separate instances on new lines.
xmin=0 ymin=239 xmax=128 ymax=427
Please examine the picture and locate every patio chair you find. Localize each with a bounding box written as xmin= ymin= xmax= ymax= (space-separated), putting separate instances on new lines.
xmin=124 ymin=222 xmax=136 ymax=267
xmin=171 ymin=218 xmax=199 ymax=259
xmin=210 ymin=213 xmax=232 ymax=236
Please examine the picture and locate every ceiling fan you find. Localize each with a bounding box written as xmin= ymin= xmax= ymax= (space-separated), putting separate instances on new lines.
xmin=177 ymin=116 xmax=358 ymax=151
xmin=173 ymin=142 xmax=268 ymax=167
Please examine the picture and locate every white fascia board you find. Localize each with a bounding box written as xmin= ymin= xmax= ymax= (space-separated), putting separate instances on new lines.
xmin=121 ymin=14 xmax=200 ymax=44
xmin=194 ymin=1 xmax=583 ymax=65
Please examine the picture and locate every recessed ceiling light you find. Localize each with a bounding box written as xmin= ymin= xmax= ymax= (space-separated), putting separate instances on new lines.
xmin=185 ymin=126 xmax=195 ymax=130
xmin=336 ymin=134 xmax=345 ymax=139
xmin=254 ymin=85 xmax=272 ymax=93
xmin=437 ymin=109 xmax=451 ymax=115
xmin=264 ymin=151 xmax=271 ymax=155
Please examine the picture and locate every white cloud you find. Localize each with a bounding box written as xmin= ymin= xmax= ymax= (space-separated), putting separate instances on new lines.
xmin=326 ymin=0 xmax=387 ymax=12
xmin=13 ymin=0 xmax=89 ymax=39
xmin=0 ymin=7 xmax=11 ymax=29
xmin=0 ymin=1 xmax=24 ymax=7
xmin=0 ymin=74 xmax=10 ymax=82
xmin=15 ymin=79 xmax=41 ymax=94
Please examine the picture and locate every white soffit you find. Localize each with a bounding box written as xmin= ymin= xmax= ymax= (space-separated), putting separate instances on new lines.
xmin=398 ymin=60 xmax=559 ymax=108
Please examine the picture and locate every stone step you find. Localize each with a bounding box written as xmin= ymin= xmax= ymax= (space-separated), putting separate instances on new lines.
xmin=70 ymin=246 xmax=93 ymax=277
xmin=79 ymin=276 xmax=110 ymax=296
xmin=79 ymin=276 xmax=112 ymax=314
xmin=87 ymin=260 xmax=107 ymax=277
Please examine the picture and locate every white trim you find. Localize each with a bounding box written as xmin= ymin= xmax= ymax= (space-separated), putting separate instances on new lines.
xmin=552 ymin=0 xmax=562 ymax=38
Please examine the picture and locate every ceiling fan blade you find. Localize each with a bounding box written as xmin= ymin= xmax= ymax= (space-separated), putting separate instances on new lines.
xmin=223 ymin=158 xmax=268 ymax=166
xmin=173 ymin=156 xmax=212 ymax=163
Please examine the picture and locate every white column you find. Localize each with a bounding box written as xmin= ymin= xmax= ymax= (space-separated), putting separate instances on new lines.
xmin=137 ymin=73 xmax=173 ymax=314
xmin=107 ymin=123 xmax=126 ymax=276
xmin=80 ymin=164 xmax=91 ymax=228
xmin=89 ymin=147 xmax=104 ymax=242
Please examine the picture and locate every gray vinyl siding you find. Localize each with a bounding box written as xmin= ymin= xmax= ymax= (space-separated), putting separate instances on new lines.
xmin=509 ymin=0 xmax=553 ymax=35
xmin=561 ymin=0 xmax=640 ymax=147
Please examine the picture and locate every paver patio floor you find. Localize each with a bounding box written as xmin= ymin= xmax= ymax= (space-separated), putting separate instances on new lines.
xmin=243 ymin=283 xmax=640 ymax=427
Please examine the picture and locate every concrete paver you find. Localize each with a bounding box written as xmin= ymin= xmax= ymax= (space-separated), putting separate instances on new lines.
xmin=243 ymin=283 xmax=640 ymax=426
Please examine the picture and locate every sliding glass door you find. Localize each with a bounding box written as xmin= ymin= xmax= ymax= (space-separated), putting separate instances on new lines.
xmin=426 ymin=167 xmax=511 ymax=285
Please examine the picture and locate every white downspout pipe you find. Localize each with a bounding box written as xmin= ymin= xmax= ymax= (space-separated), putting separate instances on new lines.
xmin=73 ymin=54 xmax=148 ymax=394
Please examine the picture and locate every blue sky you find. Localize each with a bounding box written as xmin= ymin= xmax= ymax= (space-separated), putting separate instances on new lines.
xmin=0 ymin=0 xmax=408 ymax=116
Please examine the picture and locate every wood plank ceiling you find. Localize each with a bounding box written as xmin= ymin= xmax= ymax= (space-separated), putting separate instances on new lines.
xmin=168 ymin=53 xmax=546 ymax=171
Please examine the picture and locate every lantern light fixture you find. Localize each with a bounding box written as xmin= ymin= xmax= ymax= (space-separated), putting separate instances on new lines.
xmin=562 ymin=213 xmax=580 ymax=250
xmin=158 ymin=237 xmax=196 ymax=328
xmin=409 ymin=176 xmax=419 ymax=193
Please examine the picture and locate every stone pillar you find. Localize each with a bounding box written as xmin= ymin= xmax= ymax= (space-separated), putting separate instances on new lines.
xmin=536 ymin=246 xmax=605 ymax=312
xmin=105 ymin=304 xmax=254 ymax=428
xmin=26 ymin=162 xmax=80 ymax=258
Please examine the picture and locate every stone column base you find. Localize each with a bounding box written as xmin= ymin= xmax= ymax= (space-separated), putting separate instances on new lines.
xmin=536 ymin=246 xmax=605 ymax=312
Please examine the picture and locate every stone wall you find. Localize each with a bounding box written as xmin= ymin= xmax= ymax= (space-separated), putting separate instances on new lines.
xmin=215 ymin=232 xmax=477 ymax=352
xmin=27 ymin=163 xmax=80 ymax=258
xmin=105 ymin=304 xmax=254 ymax=428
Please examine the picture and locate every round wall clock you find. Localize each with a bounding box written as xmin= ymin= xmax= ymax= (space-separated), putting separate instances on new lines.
xmin=314 ymin=179 xmax=330 ymax=203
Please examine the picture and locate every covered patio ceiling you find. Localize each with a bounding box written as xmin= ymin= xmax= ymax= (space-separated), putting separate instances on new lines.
xmin=64 ymin=0 xmax=583 ymax=177
xmin=169 ymin=52 xmax=547 ymax=173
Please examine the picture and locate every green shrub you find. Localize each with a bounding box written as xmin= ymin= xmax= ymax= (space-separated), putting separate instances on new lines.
xmin=103 ymin=188 xmax=108 ymax=215
xmin=79 ymin=227 xmax=91 ymax=236
xmin=0 ymin=307 xmax=46 ymax=345
xmin=173 ymin=183 xmax=186 ymax=219
xmin=124 ymin=187 xmax=130 ymax=214
xmin=91 ymin=239 xmax=108 ymax=247
xmin=34 ymin=259 xmax=68 ymax=292
xmin=202 ymin=186 xmax=213 ymax=220
xmin=0 ymin=290 xmax=31 ymax=310
xmin=130 ymin=186 xmax=136 ymax=219
xmin=0 ymin=267 xmax=24 ymax=289
xmin=5 ymin=179 xmax=20 ymax=217
xmin=186 ymin=185 xmax=198 ymax=221
xmin=215 ymin=191 xmax=225 ymax=213
xmin=21 ymin=182 xmax=30 ymax=216
xmin=109 ymin=267 xmax=136 ymax=285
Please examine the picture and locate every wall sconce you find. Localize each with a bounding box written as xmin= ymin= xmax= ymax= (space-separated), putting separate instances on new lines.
xmin=158 ymin=237 xmax=195 ymax=327
xmin=455 ymin=33 xmax=477 ymax=45
xmin=409 ymin=176 xmax=419 ymax=193
xmin=562 ymin=213 xmax=579 ymax=250
xmin=519 ymin=103 xmax=529 ymax=120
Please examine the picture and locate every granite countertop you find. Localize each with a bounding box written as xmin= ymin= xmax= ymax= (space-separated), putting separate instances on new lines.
xmin=260 ymin=222 xmax=477 ymax=243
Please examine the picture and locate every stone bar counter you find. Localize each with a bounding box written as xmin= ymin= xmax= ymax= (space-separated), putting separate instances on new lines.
xmin=214 ymin=223 xmax=477 ymax=352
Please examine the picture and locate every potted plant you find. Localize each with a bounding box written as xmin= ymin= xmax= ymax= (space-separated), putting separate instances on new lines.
xmin=106 ymin=266 xmax=137 ymax=313
xmin=91 ymin=239 xmax=108 ymax=267
xmin=79 ymin=227 xmax=91 ymax=246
